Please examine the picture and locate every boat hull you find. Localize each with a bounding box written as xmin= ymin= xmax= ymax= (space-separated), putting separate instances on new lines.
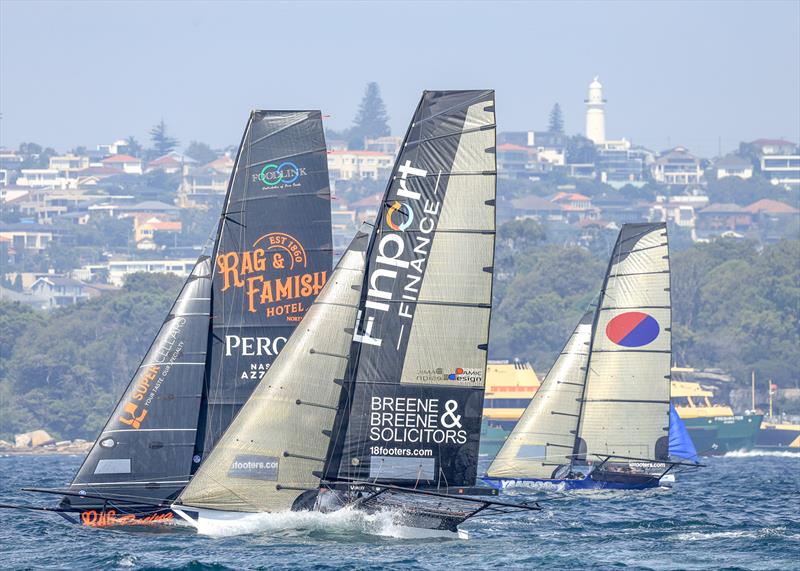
xmin=682 ymin=414 xmax=763 ymax=454
xmin=481 ymin=474 xmax=663 ymax=491
xmin=171 ymin=505 xmax=466 ymax=539
xmin=756 ymin=422 xmax=800 ymax=450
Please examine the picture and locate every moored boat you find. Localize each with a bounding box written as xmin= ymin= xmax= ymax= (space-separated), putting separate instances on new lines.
xmin=480 ymin=361 xmax=540 ymax=458
xmin=671 ymin=380 xmax=763 ymax=455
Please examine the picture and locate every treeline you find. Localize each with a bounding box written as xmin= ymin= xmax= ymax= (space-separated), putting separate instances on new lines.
xmin=0 ymin=273 xmax=183 ymax=440
xmin=1 ymin=229 xmax=798 ymax=439
xmin=490 ymin=222 xmax=799 ymax=393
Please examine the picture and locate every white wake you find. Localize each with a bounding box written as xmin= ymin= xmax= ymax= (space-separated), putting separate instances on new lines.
xmin=191 ymin=506 xmax=459 ymax=540
xmin=722 ymin=449 xmax=800 ymax=459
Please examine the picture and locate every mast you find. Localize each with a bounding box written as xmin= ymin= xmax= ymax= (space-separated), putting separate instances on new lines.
xmin=324 ymin=90 xmax=497 ymax=489
xmin=574 ymin=223 xmax=672 ymax=462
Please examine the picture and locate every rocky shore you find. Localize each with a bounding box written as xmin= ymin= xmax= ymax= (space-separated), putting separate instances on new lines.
xmin=0 ymin=430 xmax=92 ymax=455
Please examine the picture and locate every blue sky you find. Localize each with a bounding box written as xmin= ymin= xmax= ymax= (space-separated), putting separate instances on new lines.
xmin=1 ymin=0 xmax=798 ymax=157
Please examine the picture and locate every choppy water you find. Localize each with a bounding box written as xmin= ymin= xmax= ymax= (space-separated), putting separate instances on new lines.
xmin=1 ymin=453 xmax=798 ymax=570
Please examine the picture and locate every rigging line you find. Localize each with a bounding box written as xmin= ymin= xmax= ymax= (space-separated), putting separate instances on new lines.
xmin=404 ymin=123 xmax=495 ymax=148
xmin=412 ymin=90 xmax=494 ymax=127
xmin=249 ymin=112 xmax=312 ymax=146
xmin=619 ymin=225 xmax=661 ymax=247
xmin=246 ymin=146 xmax=328 ymax=168
xmin=362 ymin=299 xmax=491 ymax=309
xmin=599 ymin=305 xmax=671 ymax=311
xmin=374 ymin=227 xmax=495 ymax=235
xmin=621 ymin=242 xmax=668 ymax=255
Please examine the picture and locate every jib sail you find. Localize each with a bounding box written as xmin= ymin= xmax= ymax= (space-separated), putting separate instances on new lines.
xmin=486 ymin=310 xmax=594 ymax=480
xmin=177 ymin=227 xmax=370 ymax=512
xmin=195 ymin=110 xmax=333 ymax=459
xmin=63 ymin=257 xmax=213 ymax=512
xmin=324 ymin=90 xmax=497 ymax=488
xmin=575 ymin=223 xmax=672 ymax=461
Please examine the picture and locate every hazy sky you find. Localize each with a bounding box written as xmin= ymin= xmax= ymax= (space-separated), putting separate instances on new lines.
xmin=1 ymin=0 xmax=798 ymax=157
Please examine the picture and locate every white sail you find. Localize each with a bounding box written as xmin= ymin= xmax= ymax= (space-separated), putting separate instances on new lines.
xmin=176 ymin=228 xmax=369 ymax=512
xmin=486 ymin=311 xmax=593 ymax=479
xmin=576 ymin=223 xmax=671 ymax=461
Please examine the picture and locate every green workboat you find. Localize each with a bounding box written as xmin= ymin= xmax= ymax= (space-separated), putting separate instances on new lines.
xmin=671 ymin=380 xmax=763 ymax=455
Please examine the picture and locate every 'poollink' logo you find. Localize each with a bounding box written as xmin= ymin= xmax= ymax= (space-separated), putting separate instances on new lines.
xmin=253 ymin=161 xmax=306 ymax=188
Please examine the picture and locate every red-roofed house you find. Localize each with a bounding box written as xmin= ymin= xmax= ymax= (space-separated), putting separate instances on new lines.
xmin=745 ymin=199 xmax=800 ymax=243
xmin=134 ymin=215 xmax=182 ymax=249
xmin=745 ymin=199 xmax=800 ymax=214
xmin=100 ymin=154 xmax=143 ymax=174
xmin=696 ymin=203 xmax=753 ymax=238
xmin=349 ymin=191 xmax=383 ymax=222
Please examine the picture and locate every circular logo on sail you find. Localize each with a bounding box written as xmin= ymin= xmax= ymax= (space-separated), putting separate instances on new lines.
xmin=385 ymin=200 xmax=414 ymax=231
xmin=606 ymin=312 xmax=660 ymax=347
xmin=258 ymin=161 xmax=302 ymax=186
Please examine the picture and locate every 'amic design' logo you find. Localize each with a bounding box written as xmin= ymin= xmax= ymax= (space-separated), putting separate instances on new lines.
xmin=606 ymin=312 xmax=660 ymax=347
xmin=385 ymin=201 xmax=414 ymax=231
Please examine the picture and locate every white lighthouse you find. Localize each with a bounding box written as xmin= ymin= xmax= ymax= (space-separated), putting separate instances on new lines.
xmin=585 ymin=76 xmax=606 ymax=144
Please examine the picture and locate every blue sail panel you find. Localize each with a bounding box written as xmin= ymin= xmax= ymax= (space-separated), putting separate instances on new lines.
xmin=669 ymin=404 xmax=699 ymax=463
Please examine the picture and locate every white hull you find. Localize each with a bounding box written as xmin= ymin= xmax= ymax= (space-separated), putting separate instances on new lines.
xmin=171 ymin=505 xmax=467 ymax=539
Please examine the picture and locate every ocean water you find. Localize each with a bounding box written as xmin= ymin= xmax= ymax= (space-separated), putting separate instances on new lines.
xmin=0 ymin=453 xmax=798 ymax=570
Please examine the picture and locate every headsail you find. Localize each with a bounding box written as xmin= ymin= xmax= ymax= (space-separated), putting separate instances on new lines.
xmin=575 ymin=223 xmax=671 ymax=461
xmin=177 ymin=227 xmax=370 ymax=512
xmin=324 ymin=90 xmax=497 ymax=488
xmin=486 ymin=310 xmax=594 ymax=480
xmin=62 ymin=258 xmax=212 ymax=512
xmin=668 ymin=404 xmax=699 ymax=463
xmin=195 ymin=110 xmax=332 ymax=459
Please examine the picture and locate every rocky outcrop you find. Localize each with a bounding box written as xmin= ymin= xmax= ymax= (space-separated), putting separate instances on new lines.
xmin=14 ymin=429 xmax=55 ymax=448
xmin=0 ymin=435 xmax=92 ymax=455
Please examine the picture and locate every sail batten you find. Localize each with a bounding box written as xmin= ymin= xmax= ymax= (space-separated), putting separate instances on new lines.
xmin=323 ymin=90 xmax=497 ymax=489
xmin=62 ymin=111 xmax=332 ymax=516
xmin=576 ymin=223 xmax=671 ymax=462
xmin=195 ymin=110 xmax=333 ymax=460
xmin=178 ymin=229 xmax=370 ymax=513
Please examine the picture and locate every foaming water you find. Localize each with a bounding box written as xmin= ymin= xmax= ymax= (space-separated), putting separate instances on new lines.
xmin=723 ymin=449 xmax=800 ymax=458
xmin=1 ymin=454 xmax=799 ymax=569
xmin=183 ymin=505 xmax=418 ymax=539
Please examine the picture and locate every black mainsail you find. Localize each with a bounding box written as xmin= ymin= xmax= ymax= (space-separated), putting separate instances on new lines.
xmin=324 ymin=90 xmax=498 ymax=489
xmin=196 ymin=110 xmax=332 ymax=459
xmin=22 ymin=111 xmax=333 ymax=524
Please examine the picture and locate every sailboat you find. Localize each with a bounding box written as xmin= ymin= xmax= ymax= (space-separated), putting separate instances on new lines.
xmin=483 ymin=223 xmax=701 ymax=491
xmin=171 ymin=90 xmax=537 ymax=538
xmin=11 ymin=111 xmax=333 ymax=526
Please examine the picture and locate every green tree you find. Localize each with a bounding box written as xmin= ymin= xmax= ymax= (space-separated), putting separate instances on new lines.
xmin=566 ymin=134 xmax=597 ymax=164
xmin=348 ymin=82 xmax=390 ymax=150
xmin=149 ymin=119 xmax=179 ymax=157
xmin=548 ymin=103 xmax=564 ymax=133
xmin=124 ymin=135 xmax=143 ymax=158
xmin=185 ymin=141 xmax=217 ymax=164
